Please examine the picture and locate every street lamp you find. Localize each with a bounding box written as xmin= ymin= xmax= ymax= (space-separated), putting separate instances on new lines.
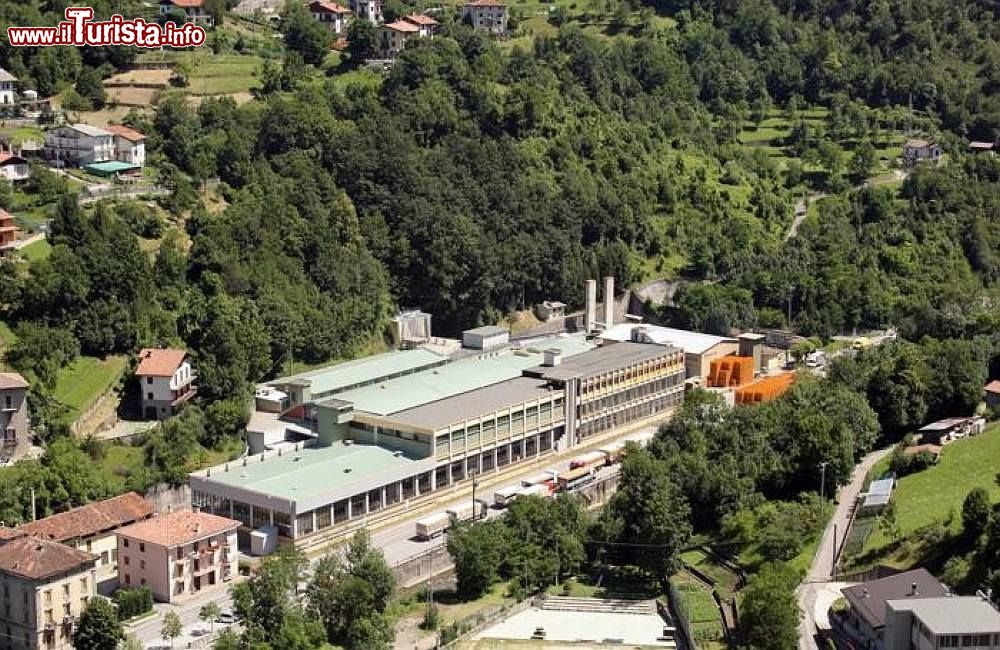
xmin=819 ymin=461 xmax=829 ymax=513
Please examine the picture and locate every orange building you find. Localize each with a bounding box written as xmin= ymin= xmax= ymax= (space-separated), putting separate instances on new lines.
xmin=707 ymin=356 xmax=754 ymax=388
xmin=0 ymin=209 xmax=16 ymax=255
xmin=735 ymin=372 xmax=795 ymax=405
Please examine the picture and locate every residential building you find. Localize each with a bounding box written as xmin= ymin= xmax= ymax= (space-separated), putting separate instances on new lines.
xmin=159 ymin=0 xmax=214 ymax=25
xmin=0 ymin=154 xmax=29 ymax=183
xmin=42 ymin=125 xmax=114 ymax=167
xmin=841 ymin=569 xmax=950 ymax=650
xmin=0 ymin=69 xmax=15 ymax=106
xmin=379 ymin=20 xmax=421 ymax=57
xmin=985 ymin=380 xmax=1000 ymax=410
xmin=309 ymin=0 xmax=352 ymax=33
xmin=354 ymin=0 xmax=383 ymax=24
xmin=104 ymin=125 xmax=146 ymax=168
xmin=135 ymin=348 xmax=198 ymax=420
xmin=0 ymin=211 xmax=17 ymax=257
xmin=0 ymin=537 xmax=97 ymax=650
xmin=884 ymin=597 xmax=1000 ymax=650
xmin=462 ymin=0 xmax=507 ymax=34
xmin=115 ymin=511 xmax=238 ymax=603
xmin=903 ymin=139 xmax=942 ymax=166
xmin=135 ymin=348 xmax=197 ymax=421
xmin=402 ymin=14 xmax=439 ymax=37
xmin=0 ymin=373 xmax=30 ymax=462
xmin=16 ymin=493 xmax=154 ymax=590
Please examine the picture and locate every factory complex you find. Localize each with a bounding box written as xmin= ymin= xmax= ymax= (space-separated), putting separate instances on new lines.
xmin=190 ymin=278 xmax=777 ymax=553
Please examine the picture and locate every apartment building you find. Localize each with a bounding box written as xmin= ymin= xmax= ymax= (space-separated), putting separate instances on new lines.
xmin=0 ymin=537 xmax=97 ymax=650
xmin=0 ymin=373 xmax=30 ymax=463
xmin=115 ymin=511 xmax=238 ymax=603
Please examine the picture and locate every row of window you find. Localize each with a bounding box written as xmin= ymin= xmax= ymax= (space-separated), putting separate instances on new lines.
xmin=936 ymin=634 xmax=1000 ymax=648
xmin=580 ymin=355 xmax=683 ymax=396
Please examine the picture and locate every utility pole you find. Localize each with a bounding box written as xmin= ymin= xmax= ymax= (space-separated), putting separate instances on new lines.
xmin=832 ymin=523 xmax=838 ymax=577
xmin=819 ymin=461 xmax=828 ymax=507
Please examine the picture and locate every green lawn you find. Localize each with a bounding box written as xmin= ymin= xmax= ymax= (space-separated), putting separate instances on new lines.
xmin=0 ymin=126 xmax=43 ymax=145
xmin=680 ymin=549 xmax=740 ymax=600
xmin=18 ymin=238 xmax=51 ymax=263
xmin=52 ymin=355 xmax=128 ymax=422
xmin=0 ymin=321 xmax=15 ymax=348
xmin=863 ymin=425 xmax=1000 ymax=555
xmin=186 ymin=56 xmax=264 ymax=95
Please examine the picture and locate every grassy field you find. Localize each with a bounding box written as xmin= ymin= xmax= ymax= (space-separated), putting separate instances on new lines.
xmin=52 ymin=355 xmax=128 ymax=422
xmin=680 ymin=549 xmax=740 ymax=601
xmin=18 ymin=239 xmax=51 ymax=263
xmin=862 ymin=425 xmax=1000 ymax=556
xmin=96 ymin=436 xmax=244 ymax=491
xmin=187 ymin=56 xmax=264 ymax=95
xmin=0 ymin=125 xmax=43 ymax=145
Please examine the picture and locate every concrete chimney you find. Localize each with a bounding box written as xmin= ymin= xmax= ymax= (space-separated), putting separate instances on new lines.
xmin=911 ymin=583 xmax=918 ymax=596
xmin=603 ymin=276 xmax=615 ymax=328
xmin=585 ymin=279 xmax=598 ymax=333
xmin=543 ymin=349 xmax=562 ymax=367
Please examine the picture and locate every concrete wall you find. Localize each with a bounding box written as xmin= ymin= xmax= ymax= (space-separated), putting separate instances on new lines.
xmin=143 ymin=483 xmax=192 ymax=516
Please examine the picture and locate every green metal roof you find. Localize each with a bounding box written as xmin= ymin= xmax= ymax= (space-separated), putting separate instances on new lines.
xmin=332 ymin=334 xmax=594 ymax=416
xmin=203 ymin=442 xmax=422 ymax=503
xmin=270 ymin=348 xmax=447 ymax=398
xmin=82 ymin=160 xmax=139 ymax=173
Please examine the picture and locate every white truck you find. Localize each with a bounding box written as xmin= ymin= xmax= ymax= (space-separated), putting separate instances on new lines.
xmin=515 ymin=483 xmax=550 ymax=499
xmin=520 ymin=470 xmax=558 ymax=488
xmin=446 ymin=500 xmax=487 ymax=523
xmin=414 ymin=512 xmax=451 ymax=540
xmin=494 ymin=484 xmax=523 ymax=508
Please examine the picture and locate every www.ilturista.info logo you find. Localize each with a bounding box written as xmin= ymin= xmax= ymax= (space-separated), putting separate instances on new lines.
xmin=7 ymin=7 xmax=206 ymax=48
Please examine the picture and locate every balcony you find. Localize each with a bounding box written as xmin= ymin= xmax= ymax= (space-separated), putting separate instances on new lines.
xmin=171 ymin=385 xmax=198 ymax=407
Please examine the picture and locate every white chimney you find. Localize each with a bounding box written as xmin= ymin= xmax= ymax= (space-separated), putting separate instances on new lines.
xmin=585 ymin=279 xmax=597 ymax=333
xmin=603 ymin=276 xmax=615 ymax=328
xmin=543 ymin=349 xmax=562 ymax=367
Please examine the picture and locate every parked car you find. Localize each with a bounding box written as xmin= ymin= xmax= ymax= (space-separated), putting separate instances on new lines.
xmin=217 ymin=611 xmax=236 ymax=624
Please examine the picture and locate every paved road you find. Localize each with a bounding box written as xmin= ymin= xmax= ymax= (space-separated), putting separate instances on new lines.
xmin=128 ymin=585 xmax=240 ymax=648
xmin=796 ymin=446 xmax=893 ymax=650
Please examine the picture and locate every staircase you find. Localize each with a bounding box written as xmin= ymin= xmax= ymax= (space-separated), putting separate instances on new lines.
xmin=540 ymin=596 xmax=657 ymax=615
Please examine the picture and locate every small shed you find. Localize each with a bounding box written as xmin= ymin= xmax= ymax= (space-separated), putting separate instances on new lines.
xmin=462 ymin=325 xmax=510 ymax=350
xmin=861 ymin=476 xmax=895 ymax=514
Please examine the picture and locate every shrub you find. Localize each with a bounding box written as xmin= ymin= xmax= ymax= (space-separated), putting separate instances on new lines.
xmin=113 ymin=587 xmax=153 ymax=621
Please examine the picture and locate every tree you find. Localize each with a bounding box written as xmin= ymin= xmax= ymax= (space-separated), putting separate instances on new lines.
xmin=739 ymin=562 xmax=800 ymax=650
xmin=307 ymin=531 xmax=396 ymax=649
xmin=73 ymin=598 xmax=123 ymax=650
xmin=850 ymin=140 xmax=877 ymax=181
xmin=200 ymin=601 xmax=223 ymax=634
xmin=161 ymin=610 xmax=183 ymax=648
xmin=281 ymin=0 xmax=330 ymax=66
xmin=606 ymin=450 xmax=691 ymax=579
xmin=447 ymin=520 xmax=503 ymax=600
xmin=962 ymin=487 xmax=991 ymax=541
xmin=74 ymin=67 xmax=106 ymax=109
xmin=122 ymin=635 xmax=144 ymax=650
xmin=347 ymin=18 xmax=378 ymax=61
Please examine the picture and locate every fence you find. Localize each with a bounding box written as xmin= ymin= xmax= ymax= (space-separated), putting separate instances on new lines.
xmin=834 ymin=565 xmax=901 ymax=583
xmin=440 ymin=598 xmax=537 ymax=648
xmin=393 ymin=544 xmax=453 ymax=589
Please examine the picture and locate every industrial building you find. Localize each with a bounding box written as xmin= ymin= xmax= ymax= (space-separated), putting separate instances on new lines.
xmin=191 ymin=326 xmax=685 ymax=549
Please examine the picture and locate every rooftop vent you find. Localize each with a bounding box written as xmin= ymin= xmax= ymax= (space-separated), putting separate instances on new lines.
xmin=344 ymin=468 xmax=352 ymax=473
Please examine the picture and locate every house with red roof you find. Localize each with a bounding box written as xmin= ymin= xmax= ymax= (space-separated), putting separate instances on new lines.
xmin=403 ymin=13 xmax=439 ymax=37
xmin=104 ymin=124 xmax=146 ymax=168
xmin=0 ymin=152 xmax=29 ymax=182
xmin=379 ymin=19 xmax=423 ymax=58
xmin=135 ymin=348 xmax=196 ymax=420
xmin=116 ymin=510 xmax=238 ymax=603
xmin=985 ymin=379 xmax=1000 ymax=410
xmin=309 ymin=0 xmax=352 ymax=34
xmin=17 ymin=493 xmax=153 ymax=589
xmin=159 ymin=0 xmax=214 ymax=26
xmin=463 ymin=0 xmax=507 ymax=34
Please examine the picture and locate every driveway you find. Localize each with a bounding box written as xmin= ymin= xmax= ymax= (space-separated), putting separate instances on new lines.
xmin=797 ymin=446 xmax=892 ymax=650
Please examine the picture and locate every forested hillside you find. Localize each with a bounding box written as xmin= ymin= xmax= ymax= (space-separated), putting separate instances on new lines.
xmin=3 ymin=0 xmax=1000 ymax=418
